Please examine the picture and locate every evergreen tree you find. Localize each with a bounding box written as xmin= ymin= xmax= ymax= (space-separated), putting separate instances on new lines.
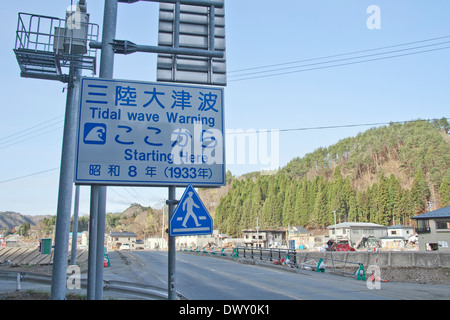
xmin=295 ymin=179 xmax=310 ymax=226
xmin=440 ymin=177 xmax=450 ymax=207
xmin=282 ymin=180 xmax=296 ymax=226
xmin=411 ymin=168 xmax=430 ymax=215
xmin=376 ymin=174 xmax=390 ymax=225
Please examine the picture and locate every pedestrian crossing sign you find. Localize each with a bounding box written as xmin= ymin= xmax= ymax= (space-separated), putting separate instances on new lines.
xmin=169 ymin=185 xmax=213 ymax=237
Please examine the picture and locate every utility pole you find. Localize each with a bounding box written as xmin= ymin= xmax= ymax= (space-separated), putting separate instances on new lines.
xmin=256 ymin=217 xmax=260 ymax=248
xmin=333 ymin=210 xmax=337 ymax=241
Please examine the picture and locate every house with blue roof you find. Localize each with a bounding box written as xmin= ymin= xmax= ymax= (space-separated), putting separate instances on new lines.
xmin=412 ymin=205 xmax=450 ymax=251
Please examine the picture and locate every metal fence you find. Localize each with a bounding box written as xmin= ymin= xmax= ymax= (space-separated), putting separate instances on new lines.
xmin=181 ymin=246 xmax=367 ymax=280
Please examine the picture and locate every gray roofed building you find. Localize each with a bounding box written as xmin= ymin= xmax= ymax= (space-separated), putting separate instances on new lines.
xmin=412 ymin=206 xmax=450 ymax=219
xmin=108 ymin=232 xmax=137 ymax=251
xmin=412 ymin=205 xmax=450 ymax=251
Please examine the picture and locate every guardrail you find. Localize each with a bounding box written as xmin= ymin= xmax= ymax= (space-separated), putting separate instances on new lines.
xmin=180 ymin=246 xmax=367 ymax=280
xmin=0 ymin=270 xmax=185 ymax=300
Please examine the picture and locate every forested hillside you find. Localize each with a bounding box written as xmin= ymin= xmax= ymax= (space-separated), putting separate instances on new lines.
xmin=215 ymin=119 xmax=450 ymax=237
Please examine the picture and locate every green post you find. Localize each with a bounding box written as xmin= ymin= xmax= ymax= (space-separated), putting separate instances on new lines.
xmin=356 ymin=264 xmax=366 ymax=281
xmin=40 ymin=238 xmax=52 ymax=255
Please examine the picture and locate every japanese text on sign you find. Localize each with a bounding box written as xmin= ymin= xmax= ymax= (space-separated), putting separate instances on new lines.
xmin=75 ymin=78 xmax=225 ymax=187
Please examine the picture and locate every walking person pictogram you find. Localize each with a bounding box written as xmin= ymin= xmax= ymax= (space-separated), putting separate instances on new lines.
xmin=182 ymin=192 xmax=201 ymax=227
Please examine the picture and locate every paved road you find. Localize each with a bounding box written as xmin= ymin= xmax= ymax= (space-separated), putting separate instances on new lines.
xmin=104 ymin=251 xmax=450 ymax=300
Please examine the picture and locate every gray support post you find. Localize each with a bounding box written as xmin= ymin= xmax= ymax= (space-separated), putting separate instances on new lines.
xmin=87 ymin=185 xmax=99 ymax=300
xmin=168 ymin=186 xmax=177 ymax=300
xmin=50 ymin=66 xmax=81 ymax=300
xmin=174 ymin=1 xmax=180 ymax=48
xmin=208 ymin=5 xmax=214 ymax=83
xmin=70 ymin=185 xmax=80 ymax=265
xmin=100 ymin=0 xmax=118 ymax=78
xmin=209 ymin=5 xmax=215 ymax=51
xmin=172 ymin=1 xmax=180 ymax=81
xmin=91 ymin=0 xmax=118 ymax=300
xmin=95 ymin=188 xmax=107 ymax=300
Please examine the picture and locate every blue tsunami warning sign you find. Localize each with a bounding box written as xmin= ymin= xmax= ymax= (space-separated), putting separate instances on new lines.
xmin=169 ymin=185 xmax=213 ymax=237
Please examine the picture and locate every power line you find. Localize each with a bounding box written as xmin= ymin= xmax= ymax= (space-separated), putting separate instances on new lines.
xmin=228 ymin=35 xmax=450 ymax=74
xmin=109 ymin=187 xmax=134 ymax=205
xmin=0 ymin=125 xmax=64 ymax=150
xmin=0 ymin=115 xmax=63 ymax=143
xmin=228 ymin=41 xmax=450 ymax=80
xmin=225 ymin=117 xmax=450 ymax=135
xmin=228 ymin=38 xmax=450 ymax=82
xmin=228 ymin=46 xmax=450 ymax=82
xmin=0 ymin=167 xmax=59 ymax=184
xmin=0 ymin=116 xmax=64 ymax=150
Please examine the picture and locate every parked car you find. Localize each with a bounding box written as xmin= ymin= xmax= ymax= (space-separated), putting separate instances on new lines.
xmin=120 ymin=243 xmax=130 ymax=251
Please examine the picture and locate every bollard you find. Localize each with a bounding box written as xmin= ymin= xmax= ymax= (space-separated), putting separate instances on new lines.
xmin=285 ymin=254 xmax=291 ymax=266
xmin=316 ymin=258 xmax=326 ymax=272
xmin=356 ymin=264 xmax=366 ymax=281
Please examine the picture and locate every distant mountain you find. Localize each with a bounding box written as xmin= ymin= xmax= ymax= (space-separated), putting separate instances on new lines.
xmin=0 ymin=211 xmax=51 ymax=231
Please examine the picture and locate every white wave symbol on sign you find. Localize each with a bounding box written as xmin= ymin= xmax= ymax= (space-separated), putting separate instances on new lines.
xmin=84 ymin=125 xmax=106 ymax=144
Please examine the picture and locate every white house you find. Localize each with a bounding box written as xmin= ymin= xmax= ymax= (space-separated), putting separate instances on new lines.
xmin=107 ymin=232 xmax=137 ymax=250
xmin=327 ymin=222 xmax=387 ymax=247
xmin=386 ymin=225 xmax=414 ymax=240
xmin=378 ymin=225 xmax=415 ymax=250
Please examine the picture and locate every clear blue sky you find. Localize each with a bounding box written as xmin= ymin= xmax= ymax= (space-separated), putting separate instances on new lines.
xmin=1 ymin=0 xmax=449 ymax=216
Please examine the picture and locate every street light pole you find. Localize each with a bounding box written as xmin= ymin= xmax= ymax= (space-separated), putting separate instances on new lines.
xmin=333 ymin=210 xmax=337 ymax=241
xmin=50 ymin=65 xmax=81 ymax=301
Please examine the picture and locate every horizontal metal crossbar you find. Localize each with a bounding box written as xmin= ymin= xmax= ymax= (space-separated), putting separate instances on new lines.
xmin=89 ymin=39 xmax=224 ymax=58
xmin=119 ymin=0 xmax=224 ymax=8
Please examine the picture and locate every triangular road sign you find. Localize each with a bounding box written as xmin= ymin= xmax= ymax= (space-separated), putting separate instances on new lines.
xmin=169 ymin=185 xmax=213 ymax=237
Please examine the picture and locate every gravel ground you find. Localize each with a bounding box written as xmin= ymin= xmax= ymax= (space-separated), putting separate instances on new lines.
xmin=376 ymin=267 xmax=450 ymax=284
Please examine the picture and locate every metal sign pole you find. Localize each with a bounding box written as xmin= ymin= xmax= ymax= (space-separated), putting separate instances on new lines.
xmin=50 ymin=67 xmax=81 ymax=300
xmin=70 ymin=185 xmax=80 ymax=265
xmin=87 ymin=185 xmax=99 ymax=300
xmin=167 ymin=186 xmax=177 ymax=300
xmin=91 ymin=0 xmax=118 ymax=300
xmin=95 ymin=188 xmax=107 ymax=300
